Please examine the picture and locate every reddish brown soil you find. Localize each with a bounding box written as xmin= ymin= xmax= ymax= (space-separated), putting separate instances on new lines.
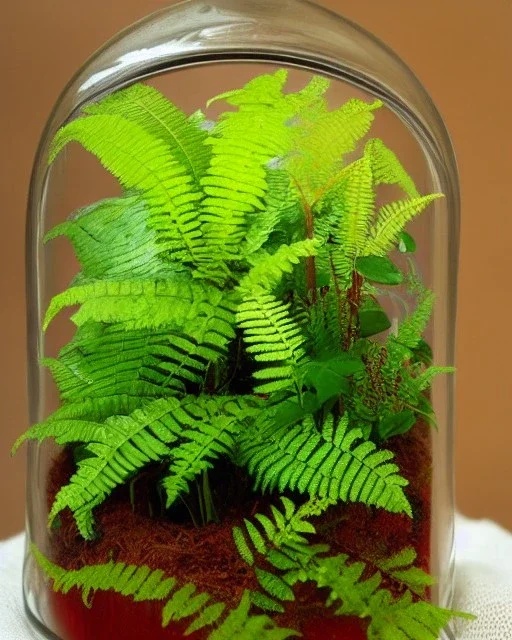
xmin=43 ymin=421 xmax=432 ymax=640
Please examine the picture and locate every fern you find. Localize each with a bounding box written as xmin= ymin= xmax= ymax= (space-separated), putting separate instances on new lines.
xmin=236 ymin=241 xmax=319 ymax=393
xmin=364 ymin=138 xmax=419 ymax=198
xmin=200 ymin=71 xmax=294 ymax=257
xmin=204 ymin=591 xmax=298 ymax=640
xmin=161 ymin=397 xmax=256 ymax=508
xmin=242 ymin=169 xmax=303 ymax=255
xmin=364 ymin=195 xmax=443 ymax=256
xmin=239 ymin=239 xmax=319 ymax=296
xmin=311 ymin=555 xmax=472 ymax=639
xmin=49 ymin=113 xmax=210 ymax=270
xmin=410 ymin=366 xmax=456 ymax=394
xmin=32 ymin=547 xmax=297 ymax=639
xmin=40 ymin=322 xmax=214 ymax=403
xmin=233 ymin=497 xmax=332 ymax=607
xmin=24 ymin=397 xmax=244 ymax=539
xmin=290 ymin=98 xmax=382 ymax=201
xmin=385 ymin=286 xmax=436 ymax=377
xmin=44 ymin=194 xmax=179 ymax=280
xmin=44 ymin=277 xmax=236 ymax=343
xmin=374 ymin=548 xmax=435 ymax=597
xmin=234 ymin=499 xmax=472 ymax=637
xmin=239 ymin=413 xmax=412 ymax=515
xmin=13 ymin=71 xmax=469 ymax=634
xmin=237 ymin=294 xmax=307 ymax=394
xmin=330 ymin=156 xmax=375 ymax=284
xmin=84 ymin=83 xmax=210 ymax=186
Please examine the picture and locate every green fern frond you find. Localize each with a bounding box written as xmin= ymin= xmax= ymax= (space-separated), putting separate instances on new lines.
xmin=43 ymin=277 xmax=236 ymax=341
xmin=330 ymin=156 xmax=375 ymax=284
xmin=374 ymin=548 xmax=435 ymax=597
xmin=45 ymin=195 xmax=182 ymax=281
xmin=200 ymin=71 xmax=294 ymax=257
xmin=364 ymin=138 xmax=419 ymax=198
xmin=50 ymin=114 xmax=208 ymax=267
xmin=41 ymin=322 xmax=221 ymax=404
xmin=413 ymin=366 xmax=456 ymax=393
xmin=237 ymin=293 xmax=307 ymax=394
xmin=44 ymin=396 xmax=243 ymax=539
xmin=31 ymin=545 xmax=178 ymax=607
xmin=239 ymin=413 xmax=412 ymax=515
xmin=367 ymin=590 xmax=473 ymax=640
xmin=397 ymin=289 xmax=435 ymax=349
xmin=162 ymin=399 xmax=249 ymax=508
xmin=208 ymin=591 xmax=299 ymax=640
xmin=290 ymin=98 xmax=382 ymax=200
xmin=84 ymin=83 xmax=210 ymax=186
xmin=234 ymin=500 xmax=471 ymax=638
xmin=310 ymin=554 xmax=473 ymax=638
xmin=233 ymin=497 xmax=332 ymax=602
xmin=239 ymin=239 xmax=319 ymax=296
xmin=48 ymin=398 xmax=183 ymax=538
xmin=384 ymin=288 xmax=435 ymax=375
xmin=33 ymin=547 xmax=297 ymax=639
xmin=243 ymin=170 xmax=303 ymax=255
xmin=363 ymin=195 xmax=443 ymax=256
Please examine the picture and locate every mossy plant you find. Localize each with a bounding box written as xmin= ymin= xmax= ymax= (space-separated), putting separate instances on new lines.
xmin=15 ymin=71 xmax=473 ymax=639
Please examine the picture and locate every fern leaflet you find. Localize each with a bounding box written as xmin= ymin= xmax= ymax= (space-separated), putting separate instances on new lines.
xmin=45 ymin=194 xmax=180 ymax=280
xmin=31 ymin=397 xmax=242 ymax=539
xmin=238 ymin=414 xmax=412 ymax=515
xmin=364 ymin=195 xmax=443 ymax=256
xmin=32 ymin=547 xmax=299 ymax=638
xmin=237 ymin=294 xmax=306 ymax=394
xmin=50 ymin=113 xmax=209 ymax=268
xmin=364 ymin=138 xmax=419 ymax=198
xmin=84 ymin=83 xmax=210 ymax=186
xmin=44 ymin=277 xmax=236 ymax=343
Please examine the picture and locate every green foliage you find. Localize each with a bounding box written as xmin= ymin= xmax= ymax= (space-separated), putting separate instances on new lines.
xmin=14 ymin=69 xmax=466 ymax=634
xmin=355 ymin=255 xmax=404 ymax=285
xmin=23 ymin=396 xmax=249 ymax=539
xmin=313 ymin=555 xmax=473 ymax=639
xmin=45 ymin=195 xmax=175 ymax=281
xmin=50 ymin=113 xmax=209 ymax=271
xmin=40 ymin=322 xmax=217 ymax=403
xmin=363 ymin=195 xmax=443 ymax=257
xmin=84 ymin=83 xmax=210 ymax=187
xmin=238 ymin=413 xmax=412 ymax=516
xmin=374 ymin=547 xmax=435 ymax=597
xmin=236 ymin=293 xmax=307 ymax=394
xmin=234 ymin=498 xmax=473 ymax=639
xmin=32 ymin=546 xmax=298 ymax=639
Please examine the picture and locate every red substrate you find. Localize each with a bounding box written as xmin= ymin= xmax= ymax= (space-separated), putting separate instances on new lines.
xmin=43 ymin=421 xmax=432 ymax=640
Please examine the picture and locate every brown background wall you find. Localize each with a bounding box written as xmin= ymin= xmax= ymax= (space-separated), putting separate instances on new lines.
xmin=0 ymin=0 xmax=511 ymax=538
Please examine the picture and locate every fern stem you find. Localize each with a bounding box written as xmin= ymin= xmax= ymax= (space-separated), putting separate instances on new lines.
xmin=196 ymin=479 xmax=206 ymax=525
xmin=180 ymin=495 xmax=200 ymax=529
xmin=328 ymin=252 xmax=348 ymax=350
xmin=292 ymin=176 xmax=317 ymax=302
xmin=202 ymin=470 xmax=218 ymax=524
xmin=345 ymin=270 xmax=363 ymax=349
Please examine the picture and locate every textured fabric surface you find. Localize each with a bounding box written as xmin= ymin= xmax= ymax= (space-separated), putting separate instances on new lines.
xmin=0 ymin=515 xmax=510 ymax=639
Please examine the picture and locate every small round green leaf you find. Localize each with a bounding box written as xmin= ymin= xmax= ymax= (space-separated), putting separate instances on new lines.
xmin=398 ymin=232 xmax=417 ymax=253
xmin=378 ymin=410 xmax=416 ymax=441
xmin=358 ymin=300 xmax=392 ymax=338
xmin=355 ymin=256 xmax=404 ymax=285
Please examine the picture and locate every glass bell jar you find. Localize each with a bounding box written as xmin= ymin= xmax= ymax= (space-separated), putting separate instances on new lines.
xmin=18 ymin=1 xmax=472 ymax=638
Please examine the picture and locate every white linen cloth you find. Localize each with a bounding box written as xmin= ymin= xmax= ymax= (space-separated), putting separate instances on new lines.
xmin=0 ymin=514 xmax=510 ymax=639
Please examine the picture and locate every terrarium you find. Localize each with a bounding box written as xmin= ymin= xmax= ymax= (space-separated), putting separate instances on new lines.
xmin=16 ymin=1 xmax=472 ymax=638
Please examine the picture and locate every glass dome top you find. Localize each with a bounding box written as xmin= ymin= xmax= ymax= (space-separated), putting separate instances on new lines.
xmin=36 ymin=0 xmax=458 ymax=199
